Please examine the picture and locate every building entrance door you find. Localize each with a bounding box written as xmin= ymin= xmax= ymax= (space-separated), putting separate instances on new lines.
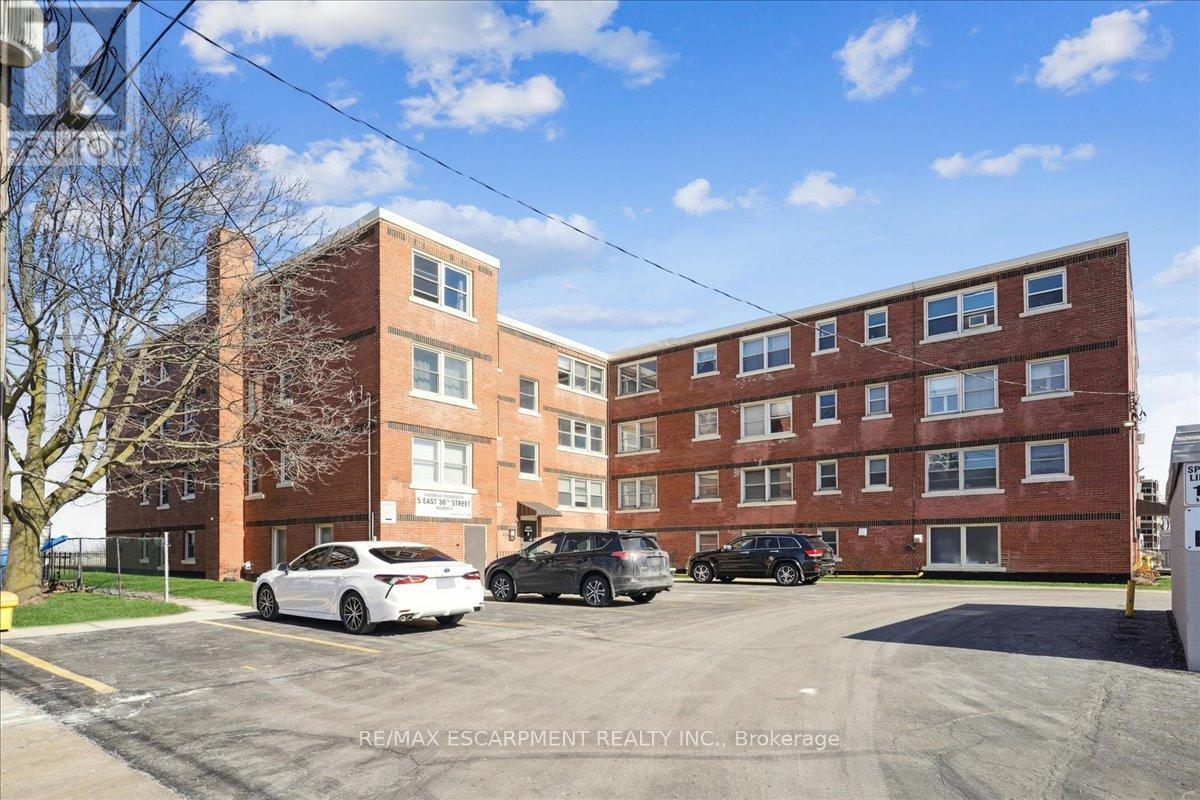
xmin=464 ymin=524 xmax=487 ymax=570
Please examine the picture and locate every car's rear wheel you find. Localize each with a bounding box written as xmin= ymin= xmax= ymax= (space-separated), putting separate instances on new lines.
xmin=435 ymin=614 xmax=464 ymax=627
xmin=340 ymin=591 xmax=376 ymax=634
xmin=690 ymin=562 xmax=714 ymax=583
xmin=256 ymin=585 xmax=280 ymax=620
xmin=581 ymin=574 xmax=613 ymax=607
xmin=718 ymin=575 xmax=735 ymax=583
xmin=540 ymin=592 xmax=561 ymax=600
xmin=630 ymin=592 xmax=657 ymax=604
xmin=489 ymin=572 xmax=516 ymax=602
xmin=774 ymin=562 xmax=801 ymax=586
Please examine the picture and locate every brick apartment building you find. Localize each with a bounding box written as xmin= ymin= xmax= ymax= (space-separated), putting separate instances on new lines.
xmin=107 ymin=211 xmax=1138 ymax=580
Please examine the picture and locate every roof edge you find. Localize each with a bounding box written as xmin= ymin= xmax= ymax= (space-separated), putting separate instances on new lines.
xmin=498 ymin=313 xmax=610 ymax=361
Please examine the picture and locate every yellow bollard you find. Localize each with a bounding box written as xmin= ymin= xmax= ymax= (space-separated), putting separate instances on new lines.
xmin=1125 ymin=579 xmax=1135 ymax=619
xmin=0 ymin=591 xmax=18 ymax=632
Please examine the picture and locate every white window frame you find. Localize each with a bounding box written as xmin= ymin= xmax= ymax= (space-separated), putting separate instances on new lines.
xmin=815 ymin=460 xmax=840 ymax=495
xmin=693 ymin=408 xmax=719 ymax=441
xmin=315 ymin=523 xmax=334 ymax=546
xmin=278 ymin=370 xmax=293 ymax=405
xmin=813 ymin=318 xmax=838 ymax=354
xmin=864 ymin=307 xmax=889 ymax=343
xmin=411 ymin=345 xmax=474 ymax=408
xmin=864 ymin=383 xmax=890 ymax=419
xmin=411 ymin=437 xmax=474 ymax=492
xmin=926 ymin=524 xmax=1002 ymax=571
xmin=518 ymin=441 xmax=540 ymax=479
xmin=246 ymin=457 xmax=260 ymax=498
xmin=922 ymin=283 xmax=999 ymax=343
xmin=182 ymin=530 xmax=196 ymax=564
xmin=157 ymin=362 xmax=169 ymax=385
xmin=279 ymin=285 xmax=294 ymax=322
xmin=277 ymin=451 xmax=293 ymax=488
xmin=814 ymin=390 xmax=839 ymax=426
xmin=557 ymin=354 xmax=606 ymax=398
xmin=139 ymin=534 xmax=150 ymax=563
xmin=738 ymin=329 xmax=793 ymax=376
xmin=181 ymin=399 xmax=197 ymax=433
xmin=923 ymin=445 xmax=1002 ymax=496
xmin=739 ymin=465 xmax=793 ymax=506
xmin=271 ymin=527 xmax=287 ymax=566
xmin=693 ymin=345 xmax=718 ymax=377
xmin=864 ymin=455 xmax=891 ymax=492
xmin=1023 ymin=356 xmax=1072 ymax=401
xmin=557 ymin=415 xmax=605 ymax=457
xmin=923 ymin=367 xmax=1000 ymax=420
xmin=617 ymin=418 xmax=658 ymax=455
xmin=1023 ymin=440 xmax=1073 ymax=483
xmin=518 ymin=377 xmax=539 ymax=415
xmin=738 ymin=398 xmax=794 ymax=442
xmin=696 ymin=531 xmax=720 ymax=552
xmin=140 ymin=483 xmax=150 ymax=506
xmin=182 ymin=470 xmax=196 ymax=500
xmin=411 ymin=250 xmax=473 ymax=319
xmin=694 ymin=470 xmax=720 ymax=502
xmin=616 ymin=358 xmax=657 ymax=397
xmin=557 ymin=476 xmax=605 ymax=512
xmin=157 ymin=478 xmax=170 ymax=510
xmin=617 ymin=477 xmax=658 ymax=512
xmin=1021 ymin=268 xmax=1069 ymax=316
xmin=818 ymin=529 xmax=840 ymax=559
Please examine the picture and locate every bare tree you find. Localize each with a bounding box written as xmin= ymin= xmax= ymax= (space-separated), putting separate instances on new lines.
xmin=2 ymin=67 xmax=366 ymax=598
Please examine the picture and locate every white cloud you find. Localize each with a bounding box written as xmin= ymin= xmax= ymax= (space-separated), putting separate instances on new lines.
xmin=255 ymin=135 xmax=414 ymax=204
xmin=834 ymin=13 xmax=921 ymax=100
xmin=931 ymin=143 xmax=1095 ymax=178
xmin=673 ymin=178 xmax=732 ymax=217
xmin=785 ymin=171 xmax=867 ymax=210
xmin=325 ymin=78 xmax=361 ymax=110
xmin=507 ymin=304 xmax=696 ymax=331
xmin=1151 ymin=246 xmax=1200 ymax=288
xmin=401 ymin=75 xmax=565 ymax=131
xmin=1035 ymin=9 xmax=1167 ymax=93
xmin=736 ymin=186 xmax=769 ymax=211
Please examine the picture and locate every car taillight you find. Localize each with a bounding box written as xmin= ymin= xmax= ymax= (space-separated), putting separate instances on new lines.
xmin=804 ymin=548 xmax=824 ymax=557
xmin=463 ymin=571 xmax=481 ymax=580
xmin=374 ymin=574 xmax=427 ymax=585
xmin=611 ymin=550 xmax=632 ymax=559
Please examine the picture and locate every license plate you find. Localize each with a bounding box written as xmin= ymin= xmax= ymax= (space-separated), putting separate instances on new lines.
xmin=435 ymin=577 xmax=456 ymax=589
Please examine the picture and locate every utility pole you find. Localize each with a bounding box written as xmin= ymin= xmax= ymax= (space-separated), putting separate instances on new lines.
xmin=365 ymin=390 xmax=374 ymax=540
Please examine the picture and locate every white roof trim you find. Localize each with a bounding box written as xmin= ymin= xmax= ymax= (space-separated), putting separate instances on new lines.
xmin=609 ymin=233 xmax=1129 ymax=361
xmin=497 ymin=314 xmax=610 ymax=361
xmin=363 ymin=207 xmax=500 ymax=268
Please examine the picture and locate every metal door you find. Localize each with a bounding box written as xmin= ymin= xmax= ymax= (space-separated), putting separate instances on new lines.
xmin=463 ymin=524 xmax=487 ymax=571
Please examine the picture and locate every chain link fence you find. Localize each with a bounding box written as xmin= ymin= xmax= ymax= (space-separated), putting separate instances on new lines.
xmin=42 ymin=535 xmax=173 ymax=601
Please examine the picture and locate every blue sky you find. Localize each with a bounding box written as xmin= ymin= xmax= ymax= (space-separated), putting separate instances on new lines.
xmin=56 ymin=1 xmax=1200 ymax=536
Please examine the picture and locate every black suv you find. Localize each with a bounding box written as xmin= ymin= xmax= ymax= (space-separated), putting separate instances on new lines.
xmin=484 ymin=530 xmax=673 ymax=607
xmin=687 ymin=534 xmax=833 ymax=586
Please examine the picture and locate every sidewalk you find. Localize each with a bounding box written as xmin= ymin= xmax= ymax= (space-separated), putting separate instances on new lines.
xmin=0 ymin=690 xmax=178 ymax=799
xmin=1 ymin=598 xmax=249 ymax=641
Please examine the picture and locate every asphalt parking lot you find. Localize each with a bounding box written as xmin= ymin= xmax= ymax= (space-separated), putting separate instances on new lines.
xmin=2 ymin=581 xmax=1197 ymax=800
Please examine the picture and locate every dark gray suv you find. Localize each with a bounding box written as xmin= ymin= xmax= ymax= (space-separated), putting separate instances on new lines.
xmin=484 ymin=530 xmax=673 ymax=607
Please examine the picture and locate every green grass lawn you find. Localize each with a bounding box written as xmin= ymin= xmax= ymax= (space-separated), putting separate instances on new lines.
xmin=12 ymin=591 xmax=186 ymax=628
xmin=81 ymin=570 xmax=255 ymax=605
xmin=673 ymin=572 xmax=1172 ymax=591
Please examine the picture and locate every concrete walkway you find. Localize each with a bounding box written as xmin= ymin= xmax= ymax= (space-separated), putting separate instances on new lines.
xmin=0 ymin=598 xmax=249 ymax=641
xmin=0 ymin=690 xmax=179 ymax=799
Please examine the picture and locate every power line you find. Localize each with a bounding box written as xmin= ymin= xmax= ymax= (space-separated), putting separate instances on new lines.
xmin=140 ymin=1 xmax=1134 ymax=402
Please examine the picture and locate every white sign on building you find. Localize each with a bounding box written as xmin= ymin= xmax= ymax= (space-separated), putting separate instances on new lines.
xmin=413 ymin=490 xmax=473 ymax=519
xmin=379 ymin=500 xmax=397 ymax=524
xmin=1185 ymin=463 xmax=1200 ymax=507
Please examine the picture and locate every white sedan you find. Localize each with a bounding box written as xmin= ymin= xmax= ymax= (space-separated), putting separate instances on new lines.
xmin=254 ymin=541 xmax=485 ymax=634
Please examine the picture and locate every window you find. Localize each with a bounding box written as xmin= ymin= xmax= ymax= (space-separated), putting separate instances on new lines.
xmin=157 ymin=479 xmax=169 ymax=508
xmin=816 ymin=461 xmax=838 ymax=492
xmin=814 ymin=319 xmax=837 ymax=353
xmin=246 ymin=380 xmax=258 ymax=417
xmin=519 ymin=442 xmax=539 ymax=477
xmin=316 ymin=524 xmax=334 ymax=545
xmin=696 ymin=532 xmax=720 ymax=552
xmin=1026 ymin=357 xmax=1069 ymax=396
xmin=693 ymin=345 xmax=717 ymax=376
xmin=929 ymin=525 xmax=1000 ymax=568
xmin=616 ymin=359 xmax=657 ymax=396
xmin=326 ymin=546 xmax=358 ymax=569
xmin=182 ymin=470 xmax=196 ymax=499
xmin=694 ymin=409 xmax=719 ymax=439
xmin=557 ymin=416 xmax=604 ymax=455
xmin=140 ymin=483 xmax=150 ymax=506
xmin=864 ymin=308 xmax=888 ymax=342
xmin=818 ymin=529 xmax=839 ymax=556
xmin=617 ymin=419 xmax=657 ymax=453
xmin=182 ymin=531 xmax=196 ymax=563
xmin=518 ymin=377 xmax=538 ymax=412
xmin=157 ymin=362 xmax=169 ymax=384
xmin=740 ymin=399 xmax=792 ymax=439
xmin=694 ymin=471 xmax=719 ymax=501
xmin=412 ymin=252 xmax=470 ymax=315
xmin=277 ymin=451 xmax=293 ymax=487
xmin=246 ymin=457 xmax=259 ymax=496
xmin=271 ymin=527 xmax=287 ymax=566
xmin=741 ymin=466 xmax=792 ymax=503
xmin=924 ymin=285 xmax=996 ymax=339
xmin=740 ymin=330 xmax=791 ymax=374
xmin=412 ymin=437 xmax=472 ymax=489
xmin=865 ymin=383 xmax=889 ymax=417
xmin=139 ymin=535 xmax=150 ymax=563
xmin=925 ymin=368 xmax=998 ymax=416
xmin=557 ymin=477 xmax=605 ymax=510
xmin=815 ymin=391 xmax=838 ymax=423
xmin=279 ymin=370 xmax=293 ymax=404
xmin=618 ymin=477 xmax=658 ymax=510
xmin=1026 ymin=441 xmax=1070 ymax=481
xmin=279 ymin=285 xmax=294 ymax=321
xmin=926 ymin=447 xmax=999 ymax=493
xmin=865 ymin=456 xmax=889 ymax=488
xmin=181 ymin=399 xmax=197 ymax=432
xmin=412 ymin=346 xmax=471 ymax=403
xmin=557 ymin=354 xmax=605 ymax=397
xmin=1024 ymin=269 xmax=1066 ymax=312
